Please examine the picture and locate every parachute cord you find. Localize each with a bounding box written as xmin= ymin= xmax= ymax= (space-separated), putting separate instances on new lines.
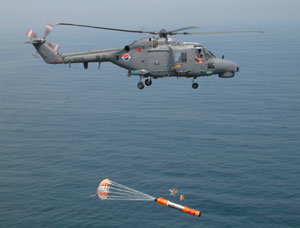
xmin=108 ymin=186 xmax=153 ymax=198
xmin=110 ymin=181 xmax=155 ymax=199
xmin=106 ymin=197 xmax=155 ymax=201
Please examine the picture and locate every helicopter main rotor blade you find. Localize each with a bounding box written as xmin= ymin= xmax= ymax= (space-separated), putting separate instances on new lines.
xmin=57 ymin=23 xmax=263 ymax=37
xmin=168 ymin=26 xmax=199 ymax=34
xmin=176 ymin=30 xmax=264 ymax=35
xmin=57 ymin=23 xmax=157 ymax=35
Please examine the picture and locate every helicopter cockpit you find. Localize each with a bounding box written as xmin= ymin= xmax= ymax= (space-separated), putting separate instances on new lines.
xmin=195 ymin=46 xmax=215 ymax=61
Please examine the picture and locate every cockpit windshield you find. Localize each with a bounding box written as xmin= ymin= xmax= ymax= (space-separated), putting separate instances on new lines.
xmin=203 ymin=48 xmax=215 ymax=59
xmin=208 ymin=50 xmax=215 ymax=58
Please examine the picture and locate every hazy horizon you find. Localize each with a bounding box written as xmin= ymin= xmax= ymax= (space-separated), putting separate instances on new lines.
xmin=2 ymin=0 xmax=300 ymax=32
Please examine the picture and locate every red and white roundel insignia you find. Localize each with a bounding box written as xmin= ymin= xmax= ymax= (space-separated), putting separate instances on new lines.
xmin=122 ymin=54 xmax=131 ymax=61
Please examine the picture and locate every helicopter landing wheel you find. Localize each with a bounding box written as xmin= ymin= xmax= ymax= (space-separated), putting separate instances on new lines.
xmin=137 ymin=81 xmax=144 ymax=89
xmin=192 ymin=83 xmax=199 ymax=89
xmin=145 ymin=79 xmax=152 ymax=86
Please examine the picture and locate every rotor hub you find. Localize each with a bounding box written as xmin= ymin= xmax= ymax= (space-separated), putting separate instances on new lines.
xmin=158 ymin=29 xmax=168 ymax=38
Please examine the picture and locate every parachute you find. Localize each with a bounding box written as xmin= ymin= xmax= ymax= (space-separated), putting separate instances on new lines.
xmin=97 ymin=178 xmax=201 ymax=217
xmin=97 ymin=178 xmax=111 ymax=200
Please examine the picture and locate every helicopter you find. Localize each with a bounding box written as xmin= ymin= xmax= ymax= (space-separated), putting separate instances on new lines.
xmin=25 ymin=23 xmax=262 ymax=89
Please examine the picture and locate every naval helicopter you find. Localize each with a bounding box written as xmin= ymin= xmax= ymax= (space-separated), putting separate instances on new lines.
xmin=25 ymin=23 xmax=262 ymax=89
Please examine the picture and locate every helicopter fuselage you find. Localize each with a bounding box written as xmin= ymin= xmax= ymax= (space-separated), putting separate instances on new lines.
xmin=32 ymin=36 xmax=239 ymax=89
xmin=109 ymin=37 xmax=239 ymax=78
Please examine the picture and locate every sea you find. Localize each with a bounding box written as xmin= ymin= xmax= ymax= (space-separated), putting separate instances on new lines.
xmin=0 ymin=23 xmax=299 ymax=227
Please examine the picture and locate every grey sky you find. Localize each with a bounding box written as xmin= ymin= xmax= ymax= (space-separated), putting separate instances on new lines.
xmin=2 ymin=0 xmax=300 ymax=31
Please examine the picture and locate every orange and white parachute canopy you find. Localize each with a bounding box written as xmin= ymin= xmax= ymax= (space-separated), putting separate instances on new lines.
xmin=97 ymin=178 xmax=155 ymax=201
xmin=97 ymin=178 xmax=111 ymax=200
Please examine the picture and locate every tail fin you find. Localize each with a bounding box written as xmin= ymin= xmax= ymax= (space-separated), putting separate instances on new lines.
xmin=32 ymin=40 xmax=63 ymax=64
xmin=25 ymin=26 xmax=63 ymax=64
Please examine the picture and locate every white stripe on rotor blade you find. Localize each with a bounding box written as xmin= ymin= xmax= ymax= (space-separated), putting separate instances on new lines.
xmin=27 ymin=30 xmax=33 ymax=37
xmin=46 ymin=25 xmax=54 ymax=30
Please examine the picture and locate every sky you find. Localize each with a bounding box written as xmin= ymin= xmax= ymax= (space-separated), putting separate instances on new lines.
xmin=2 ymin=0 xmax=300 ymax=32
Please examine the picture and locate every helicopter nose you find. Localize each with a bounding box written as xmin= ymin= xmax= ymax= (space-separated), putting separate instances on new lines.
xmin=213 ymin=59 xmax=239 ymax=78
xmin=233 ymin=62 xmax=239 ymax=72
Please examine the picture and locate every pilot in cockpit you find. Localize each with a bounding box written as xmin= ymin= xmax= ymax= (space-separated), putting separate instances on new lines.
xmin=195 ymin=48 xmax=204 ymax=64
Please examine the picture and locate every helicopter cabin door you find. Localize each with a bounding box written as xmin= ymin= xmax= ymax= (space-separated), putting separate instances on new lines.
xmin=171 ymin=50 xmax=191 ymax=76
xmin=147 ymin=49 xmax=169 ymax=75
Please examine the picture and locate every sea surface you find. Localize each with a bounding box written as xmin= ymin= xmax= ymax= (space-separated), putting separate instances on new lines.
xmin=0 ymin=24 xmax=300 ymax=227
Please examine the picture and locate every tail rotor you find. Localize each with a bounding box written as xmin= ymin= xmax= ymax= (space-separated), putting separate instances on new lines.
xmin=26 ymin=29 xmax=39 ymax=40
xmin=47 ymin=42 xmax=61 ymax=52
xmin=44 ymin=23 xmax=60 ymax=52
xmin=43 ymin=23 xmax=54 ymax=39
xmin=25 ymin=23 xmax=61 ymax=59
